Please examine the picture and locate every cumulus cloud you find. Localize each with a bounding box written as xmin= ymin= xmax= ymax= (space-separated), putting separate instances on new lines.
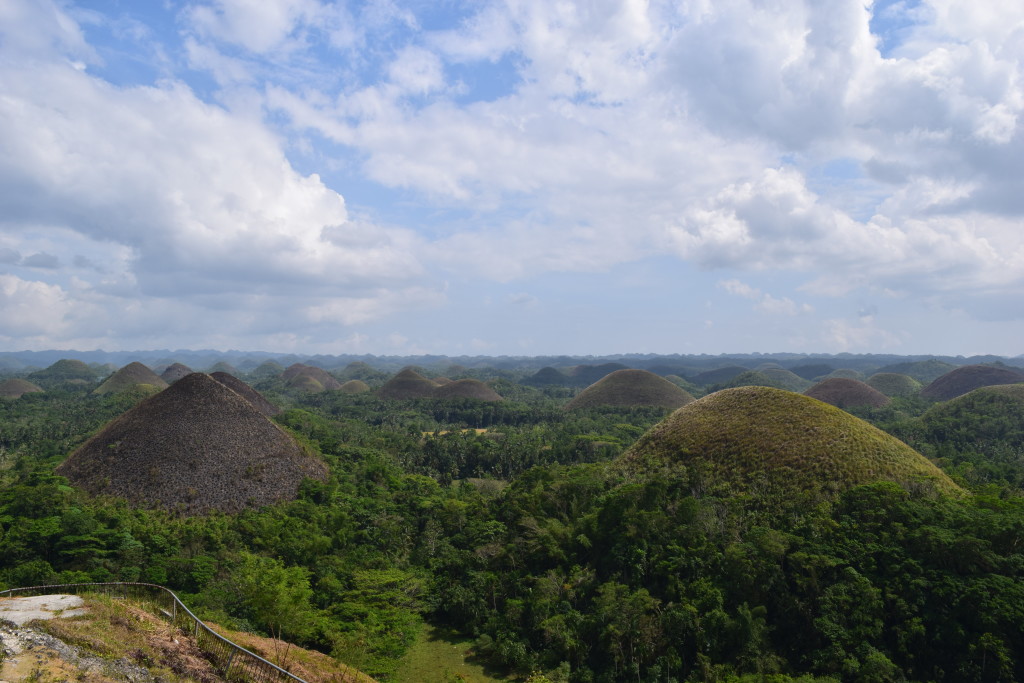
xmin=3 ymin=0 xmax=1024 ymax=352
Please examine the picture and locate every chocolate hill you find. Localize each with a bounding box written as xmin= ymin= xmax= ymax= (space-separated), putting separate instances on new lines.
xmin=804 ymin=378 xmax=890 ymax=409
xmin=283 ymin=363 xmax=342 ymax=390
xmin=208 ymin=361 xmax=240 ymax=377
xmin=524 ymin=367 xmax=569 ymax=386
xmin=921 ymin=365 xmax=1024 ymax=400
xmin=0 ymin=378 xmax=44 ymax=399
xmin=211 ymin=371 xmax=281 ymax=416
xmin=875 ymin=359 xmax=957 ymax=383
xmin=251 ymin=361 xmax=285 ymax=379
xmin=287 ymin=374 xmax=326 ymax=393
xmin=27 ymin=359 xmax=98 ymax=387
xmin=160 ymin=363 xmax=193 ymax=383
xmin=56 ymin=373 xmax=326 ymax=513
xmin=94 ymin=362 xmax=169 ymax=395
xmin=339 ymin=379 xmax=371 ymax=394
xmin=722 ymin=369 xmax=811 ymax=393
xmin=565 ymin=369 xmax=695 ymax=410
xmin=433 ymin=379 xmax=503 ymax=401
xmin=378 ymin=368 xmax=439 ymax=399
xmin=620 ymin=386 xmax=962 ymax=498
xmin=866 ymin=373 xmax=922 ymax=397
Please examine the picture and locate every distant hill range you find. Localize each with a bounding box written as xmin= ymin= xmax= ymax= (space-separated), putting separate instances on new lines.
xmin=1 ymin=350 xmax=1021 ymax=377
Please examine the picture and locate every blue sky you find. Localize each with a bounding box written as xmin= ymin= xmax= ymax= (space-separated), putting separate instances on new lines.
xmin=0 ymin=0 xmax=1022 ymax=356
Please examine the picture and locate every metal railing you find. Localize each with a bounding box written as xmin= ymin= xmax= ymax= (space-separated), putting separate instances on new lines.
xmin=0 ymin=582 xmax=319 ymax=683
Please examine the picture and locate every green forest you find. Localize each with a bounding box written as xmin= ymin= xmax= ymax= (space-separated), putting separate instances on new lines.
xmin=1 ymin=360 xmax=1023 ymax=683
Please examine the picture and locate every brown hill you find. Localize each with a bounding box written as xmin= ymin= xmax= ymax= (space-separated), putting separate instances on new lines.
xmin=565 ymin=369 xmax=695 ymax=410
xmin=619 ymin=386 xmax=962 ymax=499
xmin=804 ymin=378 xmax=891 ymax=409
xmin=56 ymin=372 xmax=327 ymax=513
xmin=433 ymin=376 xmax=454 ymax=386
xmin=159 ymin=363 xmax=193 ymax=383
xmin=339 ymin=379 xmax=371 ymax=394
xmin=433 ymin=379 xmax=503 ymax=401
xmin=211 ymin=371 xmax=281 ymax=416
xmin=0 ymin=378 xmax=44 ymax=399
xmin=93 ymin=362 xmax=168 ymax=395
xmin=920 ymin=364 xmax=1024 ymax=400
xmin=282 ymin=364 xmax=342 ymax=390
xmin=379 ymin=368 xmax=438 ymax=399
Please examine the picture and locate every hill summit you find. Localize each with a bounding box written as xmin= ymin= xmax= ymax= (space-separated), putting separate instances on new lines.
xmin=93 ymin=362 xmax=168 ymax=395
xmin=565 ymin=369 xmax=694 ymax=410
xmin=56 ymin=373 xmax=326 ymax=513
xmin=620 ymin=386 xmax=962 ymax=498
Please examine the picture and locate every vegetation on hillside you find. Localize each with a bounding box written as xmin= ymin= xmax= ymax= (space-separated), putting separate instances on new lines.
xmin=0 ymin=364 xmax=1023 ymax=681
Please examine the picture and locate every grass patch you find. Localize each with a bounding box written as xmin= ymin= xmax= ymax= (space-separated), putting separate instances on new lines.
xmin=393 ymin=625 xmax=510 ymax=683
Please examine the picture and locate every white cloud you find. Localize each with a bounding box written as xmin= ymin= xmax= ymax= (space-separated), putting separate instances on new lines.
xmin=718 ymin=278 xmax=812 ymax=316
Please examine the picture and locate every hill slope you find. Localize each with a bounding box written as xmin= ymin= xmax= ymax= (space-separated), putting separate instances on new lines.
xmin=620 ymin=386 xmax=962 ymax=498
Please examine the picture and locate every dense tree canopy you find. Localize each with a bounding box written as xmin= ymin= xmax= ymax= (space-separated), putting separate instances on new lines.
xmin=1 ymin=374 xmax=1023 ymax=682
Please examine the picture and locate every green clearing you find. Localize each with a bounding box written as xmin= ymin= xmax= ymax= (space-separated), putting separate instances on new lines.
xmin=394 ymin=626 xmax=510 ymax=683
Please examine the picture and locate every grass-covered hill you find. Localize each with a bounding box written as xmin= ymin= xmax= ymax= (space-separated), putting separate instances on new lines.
xmin=432 ymin=379 xmax=503 ymax=401
xmin=55 ymin=372 xmax=327 ymax=513
xmin=339 ymin=379 xmax=371 ymax=394
xmin=379 ymin=368 xmax=439 ymax=399
xmin=283 ymin=363 xmax=343 ymax=391
xmin=876 ymin=358 xmax=958 ymax=383
xmin=921 ymin=364 xmax=1024 ymax=400
xmin=564 ymin=369 xmax=695 ymax=411
xmin=717 ymin=368 xmax=812 ymax=392
xmin=93 ymin=362 xmax=169 ymax=395
xmin=0 ymin=378 xmax=43 ymax=399
xmin=523 ymin=366 xmax=569 ymax=386
xmin=805 ymin=377 xmax=890 ymax=409
xmin=159 ymin=362 xmax=193 ymax=383
xmin=568 ymin=363 xmax=629 ymax=387
xmin=27 ymin=359 xmax=99 ymax=387
xmin=620 ymin=386 xmax=962 ymax=498
xmin=251 ymin=360 xmax=285 ymax=379
xmin=866 ymin=372 xmax=922 ymax=396
xmin=690 ymin=365 xmax=748 ymax=386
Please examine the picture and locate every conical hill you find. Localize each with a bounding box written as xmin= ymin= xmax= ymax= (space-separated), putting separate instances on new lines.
xmin=160 ymin=363 xmax=194 ymax=383
xmin=866 ymin=373 xmax=922 ymax=397
xmin=804 ymin=378 xmax=890 ymax=409
xmin=94 ymin=362 xmax=169 ymax=395
xmin=211 ymin=371 xmax=281 ymax=416
xmin=433 ymin=379 xmax=503 ymax=401
xmin=0 ymin=378 xmax=44 ymax=399
xmin=565 ymin=369 xmax=694 ymax=410
xmin=339 ymin=379 xmax=371 ymax=394
xmin=283 ymin=364 xmax=342 ymax=390
xmin=56 ymin=373 xmax=327 ymax=513
xmin=921 ymin=365 xmax=1024 ymax=400
xmin=379 ymin=368 xmax=438 ymax=399
xmin=620 ymin=386 xmax=962 ymax=498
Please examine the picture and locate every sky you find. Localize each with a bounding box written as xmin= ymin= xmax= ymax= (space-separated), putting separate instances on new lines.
xmin=0 ymin=0 xmax=1022 ymax=357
